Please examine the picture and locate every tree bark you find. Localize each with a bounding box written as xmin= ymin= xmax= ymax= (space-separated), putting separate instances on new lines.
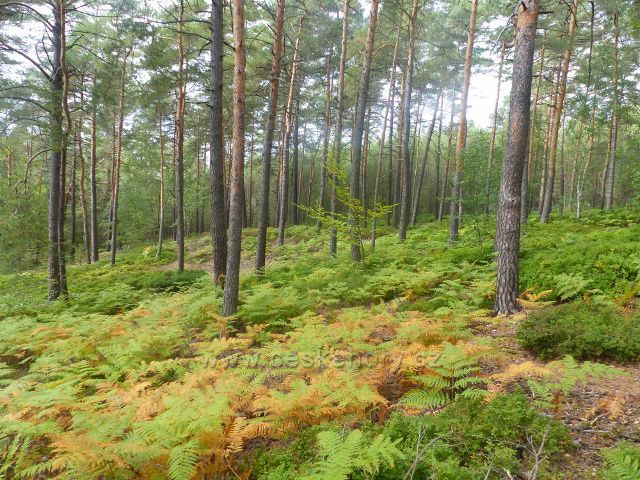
xmin=540 ymin=0 xmax=578 ymax=223
xmin=70 ymin=135 xmax=77 ymax=260
xmin=156 ymin=113 xmax=166 ymax=258
xmin=90 ymin=72 xmax=99 ymax=262
xmin=222 ymin=0 xmax=246 ymax=316
xmin=210 ymin=0 xmax=228 ymax=283
xmin=255 ymin=0 xmax=284 ymax=272
xmin=349 ymin=0 xmax=379 ymax=260
xmin=175 ymin=0 xmax=186 ymax=272
xmin=48 ymin=2 xmax=63 ymax=299
xmin=449 ymin=0 xmax=478 ymax=243
xmin=495 ymin=0 xmax=540 ymax=315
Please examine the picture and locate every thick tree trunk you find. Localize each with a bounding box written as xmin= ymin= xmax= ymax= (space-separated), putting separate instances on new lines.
xmin=484 ymin=43 xmax=505 ymax=217
xmin=48 ymin=2 xmax=65 ymax=300
xmin=255 ymin=0 xmax=284 ymax=272
xmin=329 ymin=0 xmax=350 ymax=256
xmin=411 ymin=89 xmax=441 ymax=226
xmin=449 ymin=0 xmax=478 ymax=243
xmin=371 ymin=27 xmax=401 ymax=249
xmin=349 ymin=0 xmax=379 ymax=260
xmin=211 ymin=0 xmax=228 ymax=283
xmin=222 ymin=0 xmax=246 ymax=316
xmin=90 ymin=73 xmax=99 ymax=262
xmin=277 ymin=18 xmax=304 ymax=246
xmin=109 ymin=48 xmax=131 ymax=266
xmin=540 ymin=0 xmax=578 ymax=223
xmin=495 ymin=0 xmax=540 ymax=315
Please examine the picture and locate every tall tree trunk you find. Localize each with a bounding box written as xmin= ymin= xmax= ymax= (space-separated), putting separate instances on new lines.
xmin=277 ymin=18 xmax=304 ymax=246
xmin=316 ymin=42 xmax=334 ymax=230
xmin=255 ymin=0 xmax=284 ymax=272
xmin=70 ymin=127 xmax=77 ymax=260
xmin=90 ymin=72 xmax=99 ymax=262
xmin=156 ymin=113 xmax=166 ymax=258
xmin=521 ymin=29 xmax=546 ymax=224
xmin=393 ymin=67 xmax=406 ymax=229
xmin=77 ymin=82 xmax=90 ymax=264
xmin=371 ymin=26 xmax=401 ymax=249
xmin=109 ymin=47 xmax=131 ymax=266
xmin=495 ymin=0 xmax=540 ymax=315
xmin=411 ymin=89 xmax=441 ymax=226
xmin=175 ymin=0 xmax=186 ymax=272
xmin=329 ymin=0 xmax=350 ymax=256
xmin=349 ymin=0 xmax=379 ymax=260
xmin=449 ymin=0 xmax=478 ymax=243
xmin=211 ymin=0 xmax=228 ymax=283
xmin=559 ymin=114 xmax=566 ymax=215
xmin=57 ymin=0 xmax=71 ymax=296
xmin=438 ymin=85 xmax=457 ymax=221
xmin=291 ymin=93 xmax=301 ymax=225
xmin=603 ymin=12 xmax=620 ymax=210
xmin=537 ymin=76 xmax=556 ymax=216
xmin=362 ymin=105 xmax=371 ymax=224
xmin=248 ymin=128 xmax=255 ymax=227
xmin=48 ymin=1 xmax=66 ymax=300
xmin=540 ymin=0 xmax=578 ymax=223
xmin=222 ymin=0 xmax=246 ymax=316
xmin=484 ymin=43 xmax=505 ymax=217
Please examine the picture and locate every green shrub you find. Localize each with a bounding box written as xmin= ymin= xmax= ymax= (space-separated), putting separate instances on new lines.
xmin=518 ymin=302 xmax=640 ymax=362
xmin=252 ymin=393 xmax=569 ymax=480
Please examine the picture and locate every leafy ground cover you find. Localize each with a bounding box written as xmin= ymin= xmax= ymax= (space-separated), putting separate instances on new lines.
xmin=0 ymin=211 xmax=639 ymax=479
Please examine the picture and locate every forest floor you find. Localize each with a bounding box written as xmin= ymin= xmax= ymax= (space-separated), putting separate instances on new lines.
xmin=1 ymin=210 xmax=639 ymax=479
xmin=470 ymin=314 xmax=640 ymax=477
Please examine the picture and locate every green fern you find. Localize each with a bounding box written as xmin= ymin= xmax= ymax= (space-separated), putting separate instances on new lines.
xmin=301 ymin=429 xmax=403 ymax=480
xmin=400 ymin=343 xmax=488 ymax=409
xmin=168 ymin=440 xmax=202 ymax=480
xmin=601 ymin=442 xmax=640 ymax=480
xmin=554 ymin=273 xmax=590 ymax=301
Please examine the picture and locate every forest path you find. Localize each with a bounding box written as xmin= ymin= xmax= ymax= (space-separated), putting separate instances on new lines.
xmin=470 ymin=313 xmax=640 ymax=477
